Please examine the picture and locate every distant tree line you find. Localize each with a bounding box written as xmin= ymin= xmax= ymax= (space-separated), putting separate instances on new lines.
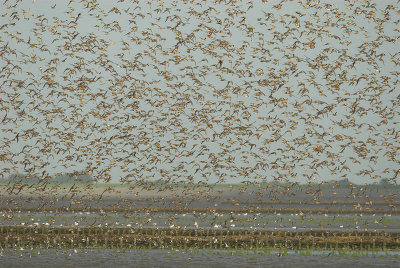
xmin=1 ymin=171 xmax=94 ymax=184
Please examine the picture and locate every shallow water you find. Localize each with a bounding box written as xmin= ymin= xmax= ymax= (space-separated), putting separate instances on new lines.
xmin=3 ymin=211 xmax=399 ymax=232
xmin=1 ymin=248 xmax=399 ymax=268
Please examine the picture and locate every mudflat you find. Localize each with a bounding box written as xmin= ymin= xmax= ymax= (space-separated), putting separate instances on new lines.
xmin=0 ymin=184 xmax=398 ymax=213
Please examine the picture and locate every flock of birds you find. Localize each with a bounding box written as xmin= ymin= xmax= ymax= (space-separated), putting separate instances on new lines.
xmin=0 ymin=0 xmax=399 ymax=207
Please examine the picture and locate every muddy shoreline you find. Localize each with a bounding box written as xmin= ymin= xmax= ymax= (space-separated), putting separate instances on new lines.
xmin=1 ymin=226 xmax=399 ymax=250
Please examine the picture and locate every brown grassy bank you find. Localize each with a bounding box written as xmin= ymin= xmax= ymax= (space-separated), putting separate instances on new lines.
xmin=1 ymin=226 xmax=399 ymax=251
